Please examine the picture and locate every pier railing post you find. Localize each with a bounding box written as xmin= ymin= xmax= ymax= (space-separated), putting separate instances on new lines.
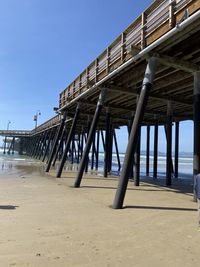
xmin=56 ymin=103 xmax=81 ymax=178
xmin=74 ymin=89 xmax=106 ymax=187
xmin=112 ymin=57 xmax=157 ymax=209
xmin=45 ymin=111 xmax=67 ymax=172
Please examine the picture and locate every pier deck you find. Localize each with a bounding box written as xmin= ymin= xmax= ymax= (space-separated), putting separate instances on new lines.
xmin=58 ymin=0 xmax=200 ymax=127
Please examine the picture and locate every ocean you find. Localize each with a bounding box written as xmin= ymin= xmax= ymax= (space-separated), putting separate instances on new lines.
xmin=0 ymin=148 xmax=193 ymax=179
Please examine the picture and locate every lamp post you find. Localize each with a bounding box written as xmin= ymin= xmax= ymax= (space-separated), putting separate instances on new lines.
xmin=3 ymin=120 xmax=11 ymax=154
xmin=34 ymin=110 xmax=41 ymax=129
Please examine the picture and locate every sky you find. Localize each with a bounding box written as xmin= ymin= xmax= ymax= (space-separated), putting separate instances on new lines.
xmin=0 ymin=0 xmax=194 ymax=153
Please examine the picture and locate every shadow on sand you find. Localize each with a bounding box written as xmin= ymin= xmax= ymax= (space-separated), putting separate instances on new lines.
xmin=0 ymin=205 xmax=19 ymax=210
xmin=124 ymin=205 xmax=196 ymax=211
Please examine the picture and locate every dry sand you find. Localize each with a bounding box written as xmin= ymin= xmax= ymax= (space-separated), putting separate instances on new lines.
xmin=0 ymin=161 xmax=200 ymax=267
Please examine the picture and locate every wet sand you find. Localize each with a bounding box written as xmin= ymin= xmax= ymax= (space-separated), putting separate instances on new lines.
xmin=0 ymin=159 xmax=200 ymax=267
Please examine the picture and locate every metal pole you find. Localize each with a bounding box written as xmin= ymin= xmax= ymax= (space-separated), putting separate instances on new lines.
xmin=166 ymin=102 xmax=173 ymax=186
xmin=113 ymin=57 xmax=157 ymax=209
xmin=95 ymin=130 xmax=100 ymax=170
xmin=38 ymin=131 xmax=48 ymax=160
xmin=101 ymin=130 xmax=105 ymax=151
xmin=32 ymin=135 xmax=41 ymax=158
xmin=127 ymin=120 xmax=134 ymax=179
xmin=3 ymin=136 xmax=7 ymax=154
xmin=52 ymin=124 xmax=67 ymax=166
xmin=146 ymin=125 xmax=150 ymax=176
xmin=71 ymin=135 xmax=75 ymax=164
xmin=74 ymin=90 xmax=106 ymax=187
xmin=113 ymin=129 xmax=121 ymax=172
xmin=164 ymin=125 xmax=174 ymax=175
xmin=174 ymin=121 xmax=179 ymax=178
xmin=45 ymin=112 xmax=67 ymax=172
xmin=153 ymin=121 xmax=158 ymax=179
xmin=85 ymin=118 xmax=91 ymax=173
xmin=193 ymin=72 xmax=200 ymax=200
xmin=77 ymin=133 xmax=81 ymax=163
xmin=56 ymin=104 xmax=80 ymax=178
xmin=42 ymin=129 xmax=54 ymax=162
xmin=104 ymin=110 xmax=111 ymax=177
xmin=91 ymin=131 xmax=96 ymax=170
xmin=80 ymin=129 xmax=84 ymax=160
xmin=36 ymin=132 xmax=46 ymax=159
xmin=134 ymin=126 xmax=141 ymax=186
xmin=12 ymin=137 xmax=15 ymax=154
xmin=108 ymin=128 xmax=114 ymax=173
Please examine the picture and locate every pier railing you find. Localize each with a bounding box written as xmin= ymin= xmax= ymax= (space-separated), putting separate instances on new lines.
xmin=0 ymin=130 xmax=31 ymax=137
xmin=30 ymin=115 xmax=61 ymax=135
xmin=0 ymin=116 xmax=61 ymax=137
xmin=59 ymin=0 xmax=200 ymax=108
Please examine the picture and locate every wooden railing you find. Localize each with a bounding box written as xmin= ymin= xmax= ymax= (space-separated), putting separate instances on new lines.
xmin=0 ymin=116 xmax=61 ymax=137
xmin=30 ymin=115 xmax=61 ymax=135
xmin=59 ymin=0 xmax=200 ymax=108
xmin=0 ymin=130 xmax=31 ymax=137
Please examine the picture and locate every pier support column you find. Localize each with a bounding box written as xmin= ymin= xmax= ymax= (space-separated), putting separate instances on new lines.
xmin=3 ymin=136 xmax=7 ymax=154
xmin=134 ymin=126 xmax=141 ymax=186
xmin=74 ymin=90 xmax=106 ymax=187
xmin=153 ymin=120 xmax=158 ymax=179
xmin=193 ymin=72 xmax=200 ymax=199
xmin=113 ymin=57 xmax=157 ymax=209
xmin=52 ymin=124 xmax=67 ymax=167
xmin=32 ymin=135 xmax=41 ymax=157
xmin=56 ymin=104 xmax=80 ymax=177
xmin=80 ymin=128 xmax=84 ymax=160
xmin=36 ymin=133 xmax=46 ymax=159
xmin=166 ymin=101 xmax=173 ymax=186
xmin=127 ymin=117 xmax=134 ymax=179
xmin=85 ymin=118 xmax=91 ymax=173
xmin=95 ymin=130 xmax=100 ymax=170
xmin=104 ymin=109 xmax=111 ymax=177
xmin=113 ymin=129 xmax=121 ymax=172
xmin=19 ymin=138 xmax=24 ymax=155
xmin=91 ymin=131 xmax=96 ymax=170
xmin=12 ymin=137 xmax=15 ymax=154
xmin=174 ymin=121 xmax=179 ymax=178
xmin=38 ymin=131 xmax=48 ymax=160
xmin=45 ymin=111 xmax=67 ymax=172
xmin=108 ymin=128 xmax=114 ymax=173
xmin=42 ymin=129 xmax=54 ymax=162
xmin=146 ymin=125 xmax=150 ymax=177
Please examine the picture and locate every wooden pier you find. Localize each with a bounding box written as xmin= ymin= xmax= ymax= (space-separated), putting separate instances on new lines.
xmin=1 ymin=0 xmax=200 ymax=208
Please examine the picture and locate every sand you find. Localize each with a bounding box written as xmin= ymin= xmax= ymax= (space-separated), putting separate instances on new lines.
xmin=0 ymin=161 xmax=200 ymax=267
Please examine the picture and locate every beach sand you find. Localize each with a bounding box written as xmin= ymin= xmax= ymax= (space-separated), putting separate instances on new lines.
xmin=0 ymin=160 xmax=200 ymax=267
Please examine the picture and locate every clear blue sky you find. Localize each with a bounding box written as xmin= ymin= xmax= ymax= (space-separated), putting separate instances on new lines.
xmin=0 ymin=0 xmax=193 ymax=152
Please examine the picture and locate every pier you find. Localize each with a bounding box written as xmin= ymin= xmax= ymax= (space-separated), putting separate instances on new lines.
xmin=1 ymin=0 xmax=200 ymax=208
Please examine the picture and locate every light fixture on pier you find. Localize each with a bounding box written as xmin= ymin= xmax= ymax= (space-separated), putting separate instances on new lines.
xmin=34 ymin=110 xmax=41 ymax=128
